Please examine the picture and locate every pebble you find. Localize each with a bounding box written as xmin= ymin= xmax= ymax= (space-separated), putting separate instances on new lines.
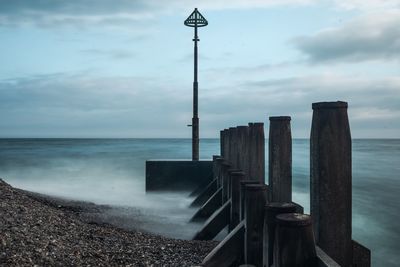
xmin=0 ymin=179 xmax=218 ymax=266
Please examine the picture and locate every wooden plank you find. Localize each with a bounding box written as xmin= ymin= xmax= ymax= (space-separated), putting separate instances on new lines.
xmin=190 ymin=187 xmax=222 ymax=222
xmin=190 ymin=178 xmax=218 ymax=207
xmin=202 ymin=221 xmax=245 ymax=267
xmin=193 ymin=200 xmax=231 ymax=240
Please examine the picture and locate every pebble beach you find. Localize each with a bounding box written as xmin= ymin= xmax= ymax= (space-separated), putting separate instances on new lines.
xmin=0 ymin=179 xmax=217 ymax=266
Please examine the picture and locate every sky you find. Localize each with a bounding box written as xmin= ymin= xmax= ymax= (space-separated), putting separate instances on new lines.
xmin=0 ymin=0 xmax=399 ymax=138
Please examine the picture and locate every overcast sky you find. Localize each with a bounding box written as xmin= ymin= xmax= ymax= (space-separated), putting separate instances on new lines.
xmin=0 ymin=0 xmax=399 ymax=138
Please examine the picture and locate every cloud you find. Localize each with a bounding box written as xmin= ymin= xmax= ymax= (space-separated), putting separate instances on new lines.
xmin=0 ymin=72 xmax=399 ymax=137
xmin=1 ymin=0 xmax=399 ymax=29
xmin=80 ymin=49 xmax=135 ymax=60
xmin=199 ymin=73 xmax=400 ymax=137
xmin=0 ymin=0 xmax=314 ymax=28
xmin=0 ymin=73 xmax=192 ymax=137
xmin=332 ymin=0 xmax=400 ymax=11
xmin=292 ymin=11 xmax=400 ymax=63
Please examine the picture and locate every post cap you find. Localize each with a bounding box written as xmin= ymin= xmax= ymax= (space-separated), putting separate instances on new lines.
xmin=276 ymin=213 xmax=312 ymax=227
xmin=269 ymin=116 xmax=291 ymax=121
xmin=249 ymin=122 xmax=264 ymax=126
xmin=312 ymin=101 xmax=348 ymax=110
xmin=265 ymin=202 xmax=297 ymax=211
xmin=237 ymin=125 xmax=248 ymax=129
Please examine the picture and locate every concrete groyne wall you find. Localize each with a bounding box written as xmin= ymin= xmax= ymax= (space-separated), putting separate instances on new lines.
xmin=145 ymin=160 xmax=212 ymax=191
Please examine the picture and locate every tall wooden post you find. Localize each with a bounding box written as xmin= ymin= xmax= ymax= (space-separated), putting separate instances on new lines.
xmin=237 ymin=126 xmax=249 ymax=179
xmin=228 ymin=127 xmax=238 ymax=167
xmin=264 ymin=202 xmax=297 ymax=267
xmin=244 ymin=184 xmax=268 ymax=266
xmin=248 ymin=123 xmax=265 ymax=183
xmin=223 ymin=129 xmax=229 ymax=161
xmin=229 ymin=171 xmax=245 ymax=231
xmin=240 ymin=180 xmax=260 ymax=221
xmin=269 ymin=116 xmax=292 ymax=202
xmin=220 ymin=130 xmax=225 ymax=158
xmin=310 ymin=101 xmax=352 ymax=266
xmin=274 ymin=213 xmax=317 ymax=267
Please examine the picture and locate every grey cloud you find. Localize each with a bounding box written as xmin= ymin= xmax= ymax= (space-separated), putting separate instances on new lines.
xmin=0 ymin=0 xmax=153 ymax=28
xmin=198 ymin=74 xmax=400 ymax=137
xmin=0 ymin=73 xmax=192 ymax=137
xmin=0 ymin=0 xmax=148 ymax=16
xmin=0 ymin=0 xmax=317 ymax=28
xmin=0 ymin=72 xmax=399 ymax=138
xmin=292 ymin=12 xmax=400 ymax=63
xmin=80 ymin=49 xmax=135 ymax=60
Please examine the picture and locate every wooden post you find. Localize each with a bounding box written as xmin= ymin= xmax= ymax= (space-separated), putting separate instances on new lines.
xmin=244 ymin=184 xmax=268 ymax=266
xmin=240 ymin=180 xmax=260 ymax=221
xmin=229 ymin=171 xmax=245 ymax=231
xmin=310 ymin=101 xmax=352 ymax=266
xmin=216 ymin=157 xmax=225 ymax=188
xmin=227 ymin=168 xmax=241 ymax=200
xmin=264 ymin=202 xmax=297 ymax=267
xmin=221 ymin=161 xmax=231 ymax=203
xmin=223 ymin=129 xmax=229 ymax=163
xmin=228 ymin=127 xmax=238 ymax=168
xmin=220 ymin=130 xmax=225 ymax=158
xmin=212 ymin=155 xmax=220 ymax=179
xmin=274 ymin=213 xmax=317 ymax=267
xmin=248 ymin=123 xmax=265 ymax=183
xmin=268 ymin=116 xmax=292 ymax=202
xmin=236 ymin=126 xmax=249 ymax=179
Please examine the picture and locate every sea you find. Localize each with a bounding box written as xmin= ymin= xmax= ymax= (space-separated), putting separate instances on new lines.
xmin=0 ymin=138 xmax=399 ymax=266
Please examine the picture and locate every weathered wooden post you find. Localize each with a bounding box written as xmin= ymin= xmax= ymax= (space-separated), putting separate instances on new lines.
xmin=228 ymin=127 xmax=238 ymax=168
xmin=227 ymin=168 xmax=241 ymax=201
xmin=221 ymin=161 xmax=231 ymax=203
xmin=229 ymin=171 xmax=245 ymax=231
xmin=274 ymin=213 xmax=317 ymax=267
xmin=244 ymin=184 xmax=268 ymax=266
xmin=269 ymin=116 xmax=292 ymax=202
xmin=236 ymin=126 xmax=249 ymax=179
xmin=212 ymin=155 xmax=220 ymax=179
xmin=263 ymin=202 xmax=298 ymax=267
xmin=223 ymin=129 xmax=229 ymax=162
xmin=215 ymin=157 xmax=225 ymax=188
xmin=310 ymin=101 xmax=352 ymax=266
xmin=240 ymin=180 xmax=260 ymax=221
xmin=220 ymin=130 xmax=225 ymax=158
xmin=248 ymin=123 xmax=265 ymax=183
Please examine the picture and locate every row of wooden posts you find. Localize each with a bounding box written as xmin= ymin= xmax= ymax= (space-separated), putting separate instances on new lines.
xmin=189 ymin=101 xmax=371 ymax=267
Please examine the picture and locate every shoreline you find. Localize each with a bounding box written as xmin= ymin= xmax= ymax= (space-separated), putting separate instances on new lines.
xmin=0 ymin=179 xmax=217 ymax=266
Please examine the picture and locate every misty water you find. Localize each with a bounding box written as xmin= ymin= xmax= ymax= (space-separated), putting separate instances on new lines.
xmin=0 ymin=138 xmax=399 ymax=266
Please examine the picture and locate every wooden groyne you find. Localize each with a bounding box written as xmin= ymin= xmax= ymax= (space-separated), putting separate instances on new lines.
xmin=189 ymin=101 xmax=371 ymax=267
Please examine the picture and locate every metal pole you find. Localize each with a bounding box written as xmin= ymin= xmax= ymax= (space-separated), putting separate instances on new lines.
xmin=185 ymin=8 xmax=207 ymax=161
xmin=192 ymin=14 xmax=199 ymax=161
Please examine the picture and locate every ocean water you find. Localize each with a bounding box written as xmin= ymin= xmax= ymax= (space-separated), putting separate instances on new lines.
xmin=0 ymin=138 xmax=399 ymax=266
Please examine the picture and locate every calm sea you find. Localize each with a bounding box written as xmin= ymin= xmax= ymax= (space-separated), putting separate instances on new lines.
xmin=0 ymin=138 xmax=399 ymax=266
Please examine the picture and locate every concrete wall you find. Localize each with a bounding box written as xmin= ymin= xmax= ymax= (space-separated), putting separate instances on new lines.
xmin=146 ymin=160 xmax=213 ymax=191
